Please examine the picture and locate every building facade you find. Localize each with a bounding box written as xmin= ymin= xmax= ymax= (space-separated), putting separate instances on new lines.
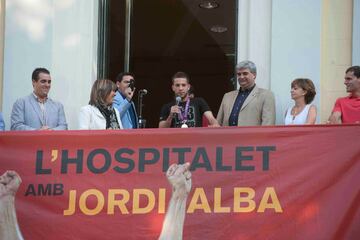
xmin=0 ymin=0 xmax=359 ymax=129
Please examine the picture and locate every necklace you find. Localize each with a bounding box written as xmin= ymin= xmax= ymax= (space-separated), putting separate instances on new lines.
xmin=291 ymin=105 xmax=305 ymax=121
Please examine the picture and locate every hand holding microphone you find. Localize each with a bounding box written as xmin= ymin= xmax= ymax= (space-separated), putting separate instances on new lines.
xmin=128 ymin=79 xmax=135 ymax=91
xmin=125 ymin=87 xmax=135 ymax=101
xmin=124 ymin=79 xmax=136 ymax=101
xmin=171 ymin=96 xmax=182 ymax=118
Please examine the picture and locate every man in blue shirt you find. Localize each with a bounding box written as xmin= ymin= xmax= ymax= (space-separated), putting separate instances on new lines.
xmin=10 ymin=68 xmax=67 ymax=130
xmin=0 ymin=112 xmax=5 ymax=130
xmin=113 ymin=72 xmax=138 ymax=129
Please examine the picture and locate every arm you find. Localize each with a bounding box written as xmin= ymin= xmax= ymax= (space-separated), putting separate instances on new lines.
xmin=305 ymin=105 xmax=317 ymax=124
xmin=0 ymin=171 xmax=24 ymax=240
xmin=328 ymin=111 xmax=342 ymax=124
xmin=10 ymin=99 xmax=36 ymax=130
xmin=52 ymin=103 xmax=68 ymax=130
xmin=196 ymin=98 xmax=219 ymax=127
xmin=203 ymin=111 xmax=220 ymax=127
xmin=216 ymin=97 xmax=225 ymax=126
xmin=159 ymin=119 xmax=173 ymax=128
xmin=328 ymin=98 xmax=342 ymax=124
xmin=159 ymin=163 xmax=192 ymax=240
xmin=113 ymin=90 xmax=133 ymax=116
xmin=261 ymin=91 xmax=276 ymax=125
xmin=158 ymin=105 xmax=179 ymax=128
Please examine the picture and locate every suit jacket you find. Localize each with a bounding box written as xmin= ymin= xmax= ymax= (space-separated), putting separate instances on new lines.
xmin=78 ymin=105 xmax=123 ymax=130
xmin=217 ymin=85 xmax=275 ymax=126
xmin=10 ymin=94 xmax=67 ymax=130
xmin=113 ymin=91 xmax=138 ymax=129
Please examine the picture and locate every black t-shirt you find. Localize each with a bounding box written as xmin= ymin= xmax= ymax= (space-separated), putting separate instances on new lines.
xmin=159 ymin=97 xmax=211 ymax=127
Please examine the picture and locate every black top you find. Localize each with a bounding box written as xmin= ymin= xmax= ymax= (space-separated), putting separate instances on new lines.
xmin=159 ymin=97 xmax=211 ymax=127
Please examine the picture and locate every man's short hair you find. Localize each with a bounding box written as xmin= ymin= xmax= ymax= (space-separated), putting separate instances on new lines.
xmin=346 ymin=66 xmax=360 ymax=78
xmin=172 ymin=71 xmax=190 ymax=83
xmin=236 ymin=61 xmax=257 ymax=75
xmin=115 ymin=72 xmax=135 ymax=83
xmin=32 ymin=68 xmax=50 ymax=81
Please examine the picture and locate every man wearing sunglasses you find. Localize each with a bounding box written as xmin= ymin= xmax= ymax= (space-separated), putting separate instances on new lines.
xmin=113 ymin=72 xmax=138 ymax=129
xmin=10 ymin=68 xmax=67 ymax=130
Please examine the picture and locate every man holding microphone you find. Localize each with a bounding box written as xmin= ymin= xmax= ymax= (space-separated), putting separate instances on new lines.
xmin=159 ymin=71 xmax=219 ymax=128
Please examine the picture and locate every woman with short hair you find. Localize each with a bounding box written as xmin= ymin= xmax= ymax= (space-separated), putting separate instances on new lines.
xmin=284 ymin=78 xmax=317 ymax=125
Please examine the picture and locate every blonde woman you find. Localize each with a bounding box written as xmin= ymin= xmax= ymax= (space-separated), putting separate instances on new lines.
xmin=284 ymin=78 xmax=317 ymax=125
xmin=79 ymin=79 xmax=123 ymax=130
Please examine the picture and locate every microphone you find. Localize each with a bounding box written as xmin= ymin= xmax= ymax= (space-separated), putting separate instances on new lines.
xmin=139 ymin=89 xmax=148 ymax=95
xmin=175 ymin=96 xmax=181 ymax=105
xmin=173 ymin=96 xmax=181 ymax=118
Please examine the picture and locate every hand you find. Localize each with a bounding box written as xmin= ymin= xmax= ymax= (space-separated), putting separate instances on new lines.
xmin=169 ymin=105 xmax=180 ymax=118
xmin=40 ymin=125 xmax=52 ymax=130
xmin=327 ymin=112 xmax=341 ymax=124
xmin=0 ymin=171 xmax=22 ymax=199
xmin=166 ymin=163 xmax=192 ymax=196
xmin=208 ymin=122 xmax=220 ymax=127
xmin=124 ymin=87 xmax=135 ymax=101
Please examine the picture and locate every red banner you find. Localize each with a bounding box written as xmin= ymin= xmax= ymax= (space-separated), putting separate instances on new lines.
xmin=0 ymin=125 xmax=359 ymax=240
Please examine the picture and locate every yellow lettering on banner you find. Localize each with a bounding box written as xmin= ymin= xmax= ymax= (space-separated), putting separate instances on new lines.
xmin=257 ymin=187 xmax=283 ymax=213
xmin=233 ymin=187 xmax=256 ymax=212
xmin=132 ymin=189 xmax=155 ymax=214
xmin=63 ymin=190 xmax=76 ymax=216
xmin=79 ymin=189 xmax=105 ymax=216
xmin=63 ymin=186 xmax=282 ymax=216
xmin=214 ymin=188 xmax=231 ymax=213
xmin=107 ymin=189 xmax=130 ymax=214
xmin=187 ymin=188 xmax=211 ymax=213
xmin=158 ymin=188 xmax=166 ymax=214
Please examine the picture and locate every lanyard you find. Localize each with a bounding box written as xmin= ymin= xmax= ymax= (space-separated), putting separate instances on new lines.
xmin=178 ymin=98 xmax=190 ymax=122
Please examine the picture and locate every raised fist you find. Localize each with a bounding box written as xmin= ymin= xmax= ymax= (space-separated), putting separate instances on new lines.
xmin=0 ymin=171 xmax=22 ymax=199
xmin=166 ymin=163 xmax=192 ymax=198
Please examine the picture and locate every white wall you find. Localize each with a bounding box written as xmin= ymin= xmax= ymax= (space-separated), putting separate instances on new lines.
xmin=271 ymin=0 xmax=322 ymax=124
xmin=2 ymin=0 xmax=98 ymax=130
xmin=237 ymin=0 xmax=272 ymax=89
xmin=353 ymin=0 xmax=360 ymax=65
xmin=237 ymin=0 xmax=322 ymax=124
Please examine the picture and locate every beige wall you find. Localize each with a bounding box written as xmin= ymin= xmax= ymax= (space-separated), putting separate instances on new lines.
xmin=321 ymin=0 xmax=353 ymax=122
xmin=0 ymin=0 xmax=4 ymax=110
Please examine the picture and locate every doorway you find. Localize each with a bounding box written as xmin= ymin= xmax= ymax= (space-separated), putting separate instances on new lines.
xmin=107 ymin=0 xmax=237 ymax=128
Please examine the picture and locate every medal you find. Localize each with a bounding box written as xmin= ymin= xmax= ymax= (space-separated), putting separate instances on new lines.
xmin=181 ymin=122 xmax=188 ymax=128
